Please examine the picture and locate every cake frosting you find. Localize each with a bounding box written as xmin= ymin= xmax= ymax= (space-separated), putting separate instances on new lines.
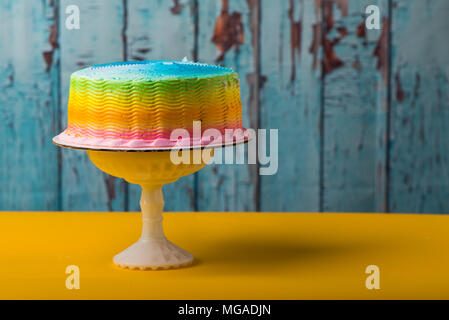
xmin=54 ymin=61 xmax=248 ymax=150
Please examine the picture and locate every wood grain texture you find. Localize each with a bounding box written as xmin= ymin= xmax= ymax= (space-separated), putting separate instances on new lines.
xmin=259 ymin=0 xmax=321 ymax=211
xmin=2 ymin=0 xmax=449 ymax=214
xmin=196 ymin=0 xmax=258 ymax=211
xmin=389 ymin=0 xmax=449 ymax=213
xmin=126 ymin=0 xmax=197 ymax=212
xmin=322 ymin=0 xmax=389 ymax=212
xmin=59 ymin=0 xmax=126 ymax=211
xmin=0 ymin=0 xmax=59 ymax=210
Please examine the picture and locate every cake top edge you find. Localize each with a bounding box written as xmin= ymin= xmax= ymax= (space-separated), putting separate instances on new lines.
xmin=71 ymin=61 xmax=236 ymax=81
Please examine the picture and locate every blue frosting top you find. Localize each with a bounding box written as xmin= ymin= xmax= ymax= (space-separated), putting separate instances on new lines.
xmin=72 ymin=61 xmax=235 ymax=81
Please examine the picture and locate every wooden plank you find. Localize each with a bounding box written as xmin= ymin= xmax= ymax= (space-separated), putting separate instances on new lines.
xmin=258 ymin=0 xmax=322 ymax=211
xmin=196 ymin=0 xmax=258 ymax=211
xmin=59 ymin=0 xmax=126 ymax=211
xmin=0 ymin=0 xmax=59 ymax=210
xmin=125 ymin=0 xmax=197 ymax=211
xmin=322 ymin=0 xmax=389 ymax=212
xmin=389 ymin=0 xmax=449 ymax=213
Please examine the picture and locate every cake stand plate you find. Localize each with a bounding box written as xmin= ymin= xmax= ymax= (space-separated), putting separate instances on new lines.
xmin=52 ymin=133 xmax=250 ymax=152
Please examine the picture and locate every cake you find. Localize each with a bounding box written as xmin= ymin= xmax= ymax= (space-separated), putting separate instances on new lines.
xmin=53 ymin=61 xmax=248 ymax=150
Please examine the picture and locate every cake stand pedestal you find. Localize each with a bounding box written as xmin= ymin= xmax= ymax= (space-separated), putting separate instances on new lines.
xmin=113 ymin=186 xmax=193 ymax=270
xmin=86 ymin=149 xmax=213 ymax=270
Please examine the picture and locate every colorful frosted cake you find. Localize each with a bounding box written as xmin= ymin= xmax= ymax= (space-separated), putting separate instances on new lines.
xmin=53 ymin=61 xmax=248 ymax=150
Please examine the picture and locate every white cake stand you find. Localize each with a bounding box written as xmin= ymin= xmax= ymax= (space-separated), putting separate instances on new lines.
xmin=53 ymin=136 xmax=248 ymax=270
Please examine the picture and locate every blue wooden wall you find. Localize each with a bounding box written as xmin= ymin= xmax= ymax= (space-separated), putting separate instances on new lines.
xmin=1 ymin=0 xmax=448 ymax=213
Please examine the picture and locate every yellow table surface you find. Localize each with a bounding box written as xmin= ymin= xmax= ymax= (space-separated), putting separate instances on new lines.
xmin=0 ymin=211 xmax=448 ymax=299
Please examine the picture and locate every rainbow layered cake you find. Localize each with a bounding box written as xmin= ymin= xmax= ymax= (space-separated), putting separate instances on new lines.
xmin=53 ymin=61 xmax=248 ymax=150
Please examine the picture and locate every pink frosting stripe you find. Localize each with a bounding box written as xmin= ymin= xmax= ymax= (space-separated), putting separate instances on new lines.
xmin=55 ymin=128 xmax=251 ymax=150
xmin=65 ymin=123 xmax=244 ymax=140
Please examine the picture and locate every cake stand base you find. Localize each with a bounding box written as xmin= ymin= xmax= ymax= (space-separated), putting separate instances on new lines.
xmin=113 ymin=238 xmax=193 ymax=270
xmin=113 ymin=186 xmax=194 ymax=270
